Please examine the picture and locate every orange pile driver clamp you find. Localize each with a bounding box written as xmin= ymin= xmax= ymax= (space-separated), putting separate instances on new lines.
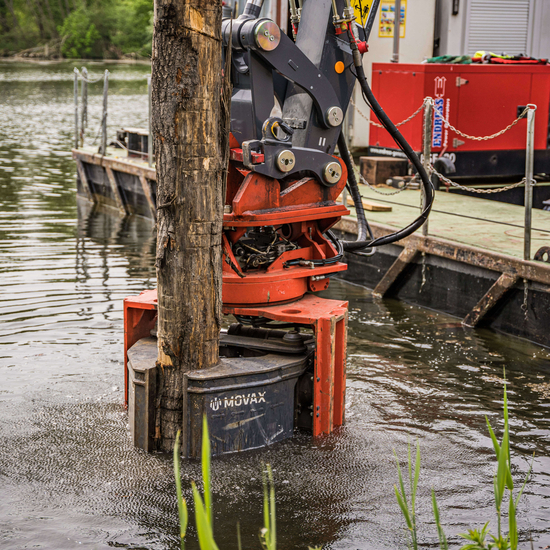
xmin=223 ymin=134 xmax=350 ymax=306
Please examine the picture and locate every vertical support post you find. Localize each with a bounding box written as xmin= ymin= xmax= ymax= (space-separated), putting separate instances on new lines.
xmin=313 ymin=312 xmax=347 ymax=437
xmin=313 ymin=317 xmax=335 ymax=436
xmin=524 ymin=106 xmax=536 ymax=261
xmin=148 ymin=74 xmax=153 ymax=167
xmin=342 ymin=186 xmax=348 ymax=209
xmin=73 ymin=68 xmax=79 ymax=149
xmin=421 ymin=98 xmax=433 ymax=236
xmin=100 ymin=70 xmax=109 ymax=156
xmin=391 ymin=0 xmax=401 ymax=63
xmin=80 ymin=67 xmax=88 ymax=147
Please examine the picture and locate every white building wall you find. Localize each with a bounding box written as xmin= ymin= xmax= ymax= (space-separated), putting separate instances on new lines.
xmin=349 ymin=0 xmax=437 ymax=149
xmin=437 ymin=0 xmax=550 ymax=59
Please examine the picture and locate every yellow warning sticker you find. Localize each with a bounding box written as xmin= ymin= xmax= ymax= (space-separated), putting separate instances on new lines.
xmin=351 ymin=0 xmax=373 ymax=27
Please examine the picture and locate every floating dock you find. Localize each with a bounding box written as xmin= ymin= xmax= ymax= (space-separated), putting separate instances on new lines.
xmin=73 ymin=146 xmax=157 ymax=220
xmin=73 ymin=147 xmax=550 ymax=349
xmin=336 ymin=185 xmax=550 ymax=348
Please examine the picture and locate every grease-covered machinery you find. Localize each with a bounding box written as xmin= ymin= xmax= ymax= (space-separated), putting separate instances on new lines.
xmin=124 ymin=0 xmax=434 ymax=457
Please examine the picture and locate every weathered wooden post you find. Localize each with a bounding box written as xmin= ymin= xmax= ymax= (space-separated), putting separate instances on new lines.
xmin=151 ymin=0 xmax=229 ymax=453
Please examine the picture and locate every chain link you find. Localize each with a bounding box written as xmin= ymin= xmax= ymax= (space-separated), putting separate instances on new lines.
xmin=350 ymin=95 xmax=535 ymax=141
xmin=430 ymin=165 xmax=535 ymax=194
xmin=426 ymin=98 xmax=535 ymax=142
xmin=74 ymin=68 xmax=105 ymax=84
xmin=350 ymin=96 xmax=427 ymax=129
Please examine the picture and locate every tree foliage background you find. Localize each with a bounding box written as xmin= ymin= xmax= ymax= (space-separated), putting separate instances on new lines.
xmin=0 ymin=0 xmax=153 ymax=58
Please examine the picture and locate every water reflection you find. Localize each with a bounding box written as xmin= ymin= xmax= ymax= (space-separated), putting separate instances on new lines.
xmin=1 ymin=61 xmax=549 ymax=550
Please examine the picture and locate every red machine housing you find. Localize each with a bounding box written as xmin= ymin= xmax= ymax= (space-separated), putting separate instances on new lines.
xmin=368 ymin=62 xmax=550 ymax=177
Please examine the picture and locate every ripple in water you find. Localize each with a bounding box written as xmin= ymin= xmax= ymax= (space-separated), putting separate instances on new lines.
xmin=1 ymin=61 xmax=549 ymax=550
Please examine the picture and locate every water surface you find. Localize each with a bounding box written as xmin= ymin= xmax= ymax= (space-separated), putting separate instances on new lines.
xmin=1 ymin=61 xmax=549 ymax=550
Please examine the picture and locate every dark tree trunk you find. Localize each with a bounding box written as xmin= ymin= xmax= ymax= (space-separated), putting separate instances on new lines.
xmin=152 ymin=0 xmax=229 ymax=453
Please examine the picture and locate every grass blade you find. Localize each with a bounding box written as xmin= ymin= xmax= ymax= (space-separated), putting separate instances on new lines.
xmin=509 ymin=494 xmax=518 ymax=550
xmin=268 ymin=464 xmax=276 ymax=550
xmin=515 ymin=456 xmax=533 ymax=507
xmin=201 ymin=415 xmax=212 ymax=528
xmin=174 ymin=431 xmax=188 ymax=550
xmin=394 ymin=450 xmax=409 ymax=510
xmin=486 ymin=416 xmax=501 ymax=460
xmin=431 ymin=489 xmax=449 ymax=550
xmin=236 ymin=522 xmax=242 ymax=550
xmin=413 ymin=441 xmax=421 ymax=505
xmin=262 ymin=465 xmax=269 ymax=536
xmin=394 ymin=485 xmax=413 ymax=529
xmin=192 ymin=481 xmax=219 ymax=550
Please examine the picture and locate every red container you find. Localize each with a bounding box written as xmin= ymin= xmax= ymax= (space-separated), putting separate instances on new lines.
xmin=368 ymin=62 xmax=550 ymax=178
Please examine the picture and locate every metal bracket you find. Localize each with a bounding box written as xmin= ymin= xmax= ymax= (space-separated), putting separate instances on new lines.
xmin=242 ymin=139 xmax=343 ymax=187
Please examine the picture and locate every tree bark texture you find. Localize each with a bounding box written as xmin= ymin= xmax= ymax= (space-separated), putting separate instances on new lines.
xmin=152 ymin=0 xmax=229 ymax=453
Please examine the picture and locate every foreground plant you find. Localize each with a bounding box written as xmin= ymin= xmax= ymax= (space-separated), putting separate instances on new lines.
xmin=173 ymin=416 xmax=278 ymax=550
xmin=395 ymin=375 xmax=532 ymax=550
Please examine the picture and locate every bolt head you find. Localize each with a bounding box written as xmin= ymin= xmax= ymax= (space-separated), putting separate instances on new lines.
xmin=254 ymin=20 xmax=281 ymax=51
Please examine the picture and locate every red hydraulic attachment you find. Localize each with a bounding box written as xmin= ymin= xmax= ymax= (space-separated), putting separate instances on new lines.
xmin=123 ymin=290 xmax=348 ymax=437
xmin=224 ymin=135 xmax=350 ymax=306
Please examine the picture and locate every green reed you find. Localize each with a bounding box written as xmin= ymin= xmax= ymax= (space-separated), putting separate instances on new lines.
xmin=173 ymin=373 xmax=532 ymax=549
xmin=394 ymin=374 xmax=532 ymax=550
xmin=173 ymin=416 xmax=279 ymax=550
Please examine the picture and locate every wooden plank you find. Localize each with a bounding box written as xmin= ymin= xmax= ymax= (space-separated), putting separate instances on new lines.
xmin=335 ymin=217 xmax=550 ymax=287
xmin=139 ymin=174 xmax=157 ymax=220
xmin=75 ymin=159 xmax=93 ymax=202
xmin=105 ymin=166 xmax=127 ymax=215
xmin=345 ymin=194 xmax=392 ymax=212
xmin=372 ymin=246 xmax=418 ymax=298
xmin=462 ymin=272 xmax=519 ymax=327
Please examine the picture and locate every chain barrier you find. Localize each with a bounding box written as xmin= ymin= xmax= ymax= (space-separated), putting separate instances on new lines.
xmin=350 ymin=96 xmax=428 ymax=129
xmin=74 ymin=68 xmax=104 ymax=84
xmin=429 ymin=165 xmax=535 ymax=194
xmin=350 ymin=95 xmax=535 ymax=140
xmin=425 ymin=98 xmax=536 ymax=142
xmin=90 ymin=111 xmax=108 ymax=146
xmin=349 ymin=96 xmax=537 ymax=196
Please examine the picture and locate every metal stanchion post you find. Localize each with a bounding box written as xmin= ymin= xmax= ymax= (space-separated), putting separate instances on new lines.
xmin=148 ymin=74 xmax=153 ymax=167
xmin=100 ymin=70 xmax=109 ymax=156
xmin=391 ymin=0 xmax=401 ymax=63
xmin=421 ymin=98 xmax=433 ymax=236
xmin=524 ymin=106 xmax=536 ymax=261
xmin=73 ymin=68 xmax=79 ymax=149
xmin=80 ymin=67 xmax=88 ymax=147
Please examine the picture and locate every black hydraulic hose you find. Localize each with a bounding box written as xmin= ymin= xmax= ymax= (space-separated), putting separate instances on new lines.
xmin=337 ymin=132 xmax=375 ymax=254
xmin=345 ymin=59 xmax=434 ymax=250
xmin=284 ymin=229 xmax=344 ymax=267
